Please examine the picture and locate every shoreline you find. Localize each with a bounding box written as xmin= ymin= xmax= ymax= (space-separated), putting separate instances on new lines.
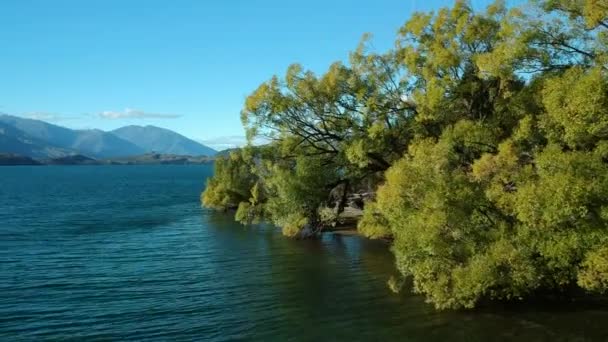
xmin=327 ymin=228 xmax=361 ymax=236
xmin=325 ymin=225 xmax=393 ymax=243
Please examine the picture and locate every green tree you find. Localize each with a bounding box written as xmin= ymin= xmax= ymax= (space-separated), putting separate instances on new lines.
xmin=201 ymin=149 xmax=257 ymax=211
xmin=364 ymin=0 xmax=608 ymax=309
xmin=233 ymin=39 xmax=419 ymax=237
xmin=203 ymin=0 xmax=608 ymax=308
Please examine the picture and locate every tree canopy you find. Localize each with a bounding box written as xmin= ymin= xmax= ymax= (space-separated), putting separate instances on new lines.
xmin=203 ymin=0 xmax=608 ymax=309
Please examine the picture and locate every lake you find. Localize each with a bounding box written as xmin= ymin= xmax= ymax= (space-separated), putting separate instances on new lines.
xmin=1 ymin=165 xmax=608 ymax=341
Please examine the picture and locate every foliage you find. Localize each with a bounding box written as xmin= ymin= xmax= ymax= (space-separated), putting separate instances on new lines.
xmin=203 ymin=0 xmax=608 ymax=308
xmin=201 ymin=150 xmax=257 ymax=210
xmin=578 ymin=246 xmax=608 ymax=293
xmin=357 ymin=201 xmax=391 ymax=239
xmin=262 ymin=155 xmax=340 ymax=237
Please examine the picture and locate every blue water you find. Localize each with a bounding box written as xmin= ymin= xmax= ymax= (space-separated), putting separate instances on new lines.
xmin=1 ymin=165 xmax=608 ymax=341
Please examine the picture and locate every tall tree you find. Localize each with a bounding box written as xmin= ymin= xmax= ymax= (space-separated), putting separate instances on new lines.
xmin=363 ymin=0 xmax=608 ymax=309
xmin=204 ymin=0 xmax=608 ymax=308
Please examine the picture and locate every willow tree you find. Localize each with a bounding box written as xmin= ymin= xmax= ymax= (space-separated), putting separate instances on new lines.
xmin=233 ymin=44 xmax=417 ymax=237
xmin=362 ymin=0 xmax=608 ymax=309
xmin=203 ymin=0 xmax=608 ymax=308
xmin=201 ymin=149 xmax=258 ymax=211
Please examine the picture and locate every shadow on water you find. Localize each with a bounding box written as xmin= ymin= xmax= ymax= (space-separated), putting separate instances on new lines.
xmin=201 ymin=211 xmax=608 ymax=341
xmin=64 ymin=202 xmax=200 ymax=235
xmin=66 ymin=217 xmax=177 ymax=235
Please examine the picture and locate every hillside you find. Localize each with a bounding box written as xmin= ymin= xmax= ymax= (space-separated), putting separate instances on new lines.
xmin=104 ymin=153 xmax=213 ymax=165
xmin=0 ymin=115 xmax=144 ymax=158
xmin=0 ymin=121 xmax=74 ymax=159
xmin=0 ymin=153 xmax=42 ymax=165
xmin=111 ymin=125 xmax=217 ymax=156
xmin=0 ymin=115 xmax=216 ymax=159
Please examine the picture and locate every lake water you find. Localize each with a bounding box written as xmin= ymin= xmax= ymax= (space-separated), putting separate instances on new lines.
xmin=1 ymin=165 xmax=608 ymax=341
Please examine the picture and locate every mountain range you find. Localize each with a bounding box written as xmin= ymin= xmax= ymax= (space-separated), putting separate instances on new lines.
xmin=0 ymin=114 xmax=217 ymax=159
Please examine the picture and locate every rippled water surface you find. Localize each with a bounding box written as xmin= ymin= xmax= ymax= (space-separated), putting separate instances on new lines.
xmin=1 ymin=165 xmax=608 ymax=341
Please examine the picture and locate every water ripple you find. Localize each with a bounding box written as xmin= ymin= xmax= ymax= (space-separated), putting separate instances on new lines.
xmin=1 ymin=166 xmax=608 ymax=341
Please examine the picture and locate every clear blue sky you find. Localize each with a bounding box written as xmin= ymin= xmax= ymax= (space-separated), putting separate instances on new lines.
xmin=1 ymin=0 xmax=523 ymax=149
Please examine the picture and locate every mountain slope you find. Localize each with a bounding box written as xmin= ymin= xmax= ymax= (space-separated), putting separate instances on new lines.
xmin=0 ymin=121 xmax=75 ymax=158
xmin=111 ymin=125 xmax=217 ymax=156
xmin=70 ymin=129 xmax=144 ymax=157
xmin=0 ymin=153 xmax=42 ymax=165
xmin=0 ymin=115 xmax=144 ymax=158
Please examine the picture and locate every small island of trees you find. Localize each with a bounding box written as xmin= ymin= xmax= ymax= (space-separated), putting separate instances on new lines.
xmin=202 ymin=0 xmax=608 ymax=310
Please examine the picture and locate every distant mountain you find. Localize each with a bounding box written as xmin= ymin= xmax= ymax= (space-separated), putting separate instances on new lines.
xmin=69 ymin=129 xmax=144 ymax=158
xmin=0 ymin=153 xmax=42 ymax=166
xmin=215 ymin=148 xmax=240 ymax=157
xmin=0 ymin=121 xmax=74 ymax=159
xmin=0 ymin=115 xmax=217 ymax=160
xmin=0 ymin=115 xmax=144 ymax=158
xmin=111 ymin=125 xmax=217 ymax=156
xmin=103 ymin=153 xmax=213 ymax=165
xmin=45 ymin=154 xmax=99 ymax=165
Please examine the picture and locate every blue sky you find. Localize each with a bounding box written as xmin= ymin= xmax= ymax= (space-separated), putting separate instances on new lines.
xmin=1 ymin=0 xmax=523 ymax=150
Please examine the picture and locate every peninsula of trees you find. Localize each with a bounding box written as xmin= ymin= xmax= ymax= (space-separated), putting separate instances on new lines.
xmin=202 ymin=0 xmax=608 ymax=310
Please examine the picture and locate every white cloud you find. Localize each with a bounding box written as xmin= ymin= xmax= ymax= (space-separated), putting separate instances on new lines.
xmin=198 ymin=135 xmax=268 ymax=151
xmin=25 ymin=112 xmax=77 ymax=122
xmin=99 ymin=108 xmax=181 ymax=119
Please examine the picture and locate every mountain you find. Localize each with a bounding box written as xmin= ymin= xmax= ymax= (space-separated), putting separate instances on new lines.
xmin=0 ymin=115 xmax=144 ymax=158
xmin=69 ymin=129 xmax=144 ymax=157
xmin=0 ymin=121 xmax=74 ymax=158
xmin=215 ymin=148 xmax=239 ymax=157
xmin=111 ymin=125 xmax=216 ymax=156
xmin=0 ymin=153 xmax=42 ymax=166
xmin=45 ymin=154 xmax=100 ymax=165
xmin=102 ymin=153 xmax=213 ymax=165
xmin=0 ymin=115 xmax=217 ymax=160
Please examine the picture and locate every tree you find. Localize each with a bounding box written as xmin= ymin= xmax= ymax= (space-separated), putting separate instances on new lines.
xmin=233 ymin=39 xmax=419 ymax=237
xmin=362 ymin=0 xmax=608 ymax=309
xmin=201 ymin=149 xmax=257 ymax=211
xmin=203 ymin=0 xmax=608 ymax=308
